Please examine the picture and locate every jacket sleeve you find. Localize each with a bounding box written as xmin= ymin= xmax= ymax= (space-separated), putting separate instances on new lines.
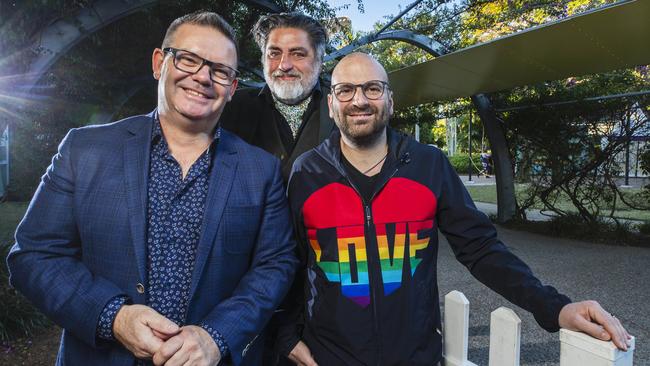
xmin=6 ymin=129 xmax=127 ymax=348
xmin=198 ymin=157 xmax=298 ymax=366
xmin=435 ymin=152 xmax=571 ymax=332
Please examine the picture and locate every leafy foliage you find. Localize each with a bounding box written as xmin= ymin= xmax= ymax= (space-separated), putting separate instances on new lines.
xmin=360 ymin=0 xmax=650 ymax=225
xmin=639 ymin=135 xmax=650 ymax=202
xmin=639 ymin=221 xmax=650 ymax=235
xmin=0 ymin=201 xmax=50 ymax=342
xmin=0 ymin=243 xmax=52 ymax=342
xmin=642 ymin=144 xmax=650 ymax=175
xmin=495 ymin=72 xmax=650 ymax=223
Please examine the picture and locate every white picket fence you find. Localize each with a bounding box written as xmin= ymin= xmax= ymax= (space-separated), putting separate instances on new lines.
xmin=442 ymin=291 xmax=636 ymax=366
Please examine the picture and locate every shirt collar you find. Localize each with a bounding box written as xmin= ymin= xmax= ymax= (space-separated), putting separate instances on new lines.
xmin=151 ymin=115 xmax=221 ymax=157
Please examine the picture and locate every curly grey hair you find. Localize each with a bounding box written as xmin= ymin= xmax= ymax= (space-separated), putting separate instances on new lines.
xmin=252 ymin=12 xmax=328 ymax=62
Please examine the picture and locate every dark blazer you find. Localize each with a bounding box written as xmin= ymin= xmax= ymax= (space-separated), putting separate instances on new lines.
xmin=220 ymin=82 xmax=336 ymax=181
xmin=7 ymin=111 xmax=298 ymax=366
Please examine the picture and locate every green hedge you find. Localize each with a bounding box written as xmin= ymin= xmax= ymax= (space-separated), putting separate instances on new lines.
xmin=446 ymin=153 xmax=481 ymax=175
xmin=0 ymin=244 xmax=51 ymax=341
xmin=639 ymin=221 xmax=650 ymax=235
xmin=0 ymin=203 xmax=50 ymax=341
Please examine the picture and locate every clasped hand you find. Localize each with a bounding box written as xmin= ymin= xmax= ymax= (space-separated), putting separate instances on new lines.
xmin=113 ymin=305 xmax=221 ymax=365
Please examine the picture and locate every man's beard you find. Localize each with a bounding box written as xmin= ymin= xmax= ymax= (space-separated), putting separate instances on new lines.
xmin=264 ymin=63 xmax=320 ymax=105
xmin=336 ymin=104 xmax=390 ymax=148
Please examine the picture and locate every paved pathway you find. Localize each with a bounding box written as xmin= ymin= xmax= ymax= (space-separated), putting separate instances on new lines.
xmin=436 ymin=226 xmax=649 ymax=365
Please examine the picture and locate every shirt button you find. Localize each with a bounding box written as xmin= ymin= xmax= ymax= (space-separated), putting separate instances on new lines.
xmin=136 ymin=283 xmax=145 ymax=294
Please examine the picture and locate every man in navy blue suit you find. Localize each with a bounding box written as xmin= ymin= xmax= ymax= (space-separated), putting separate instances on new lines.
xmin=7 ymin=11 xmax=297 ymax=366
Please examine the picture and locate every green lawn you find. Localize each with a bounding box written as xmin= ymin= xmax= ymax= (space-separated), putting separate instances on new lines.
xmin=465 ymin=185 xmax=650 ymax=221
xmin=0 ymin=202 xmax=28 ymax=248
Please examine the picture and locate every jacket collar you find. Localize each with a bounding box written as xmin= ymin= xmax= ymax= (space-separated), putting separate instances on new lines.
xmin=315 ymin=127 xmax=408 ymax=164
xmin=313 ymin=127 xmax=411 ymax=179
xmin=125 ymin=110 xmax=157 ymax=137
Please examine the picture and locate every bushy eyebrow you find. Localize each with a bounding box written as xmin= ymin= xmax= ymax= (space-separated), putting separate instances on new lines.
xmin=267 ymin=45 xmax=310 ymax=53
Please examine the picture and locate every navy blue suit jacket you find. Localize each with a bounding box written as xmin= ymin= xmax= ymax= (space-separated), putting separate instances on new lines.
xmin=7 ymin=111 xmax=298 ymax=365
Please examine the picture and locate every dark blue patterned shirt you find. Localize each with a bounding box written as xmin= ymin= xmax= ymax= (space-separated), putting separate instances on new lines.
xmin=97 ymin=118 xmax=229 ymax=359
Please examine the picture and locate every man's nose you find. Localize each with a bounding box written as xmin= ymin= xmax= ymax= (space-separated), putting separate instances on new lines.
xmin=351 ymin=86 xmax=369 ymax=107
xmin=192 ymin=63 xmax=212 ymax=85
xmin=278 ymin=53 xmax=293 ymax=72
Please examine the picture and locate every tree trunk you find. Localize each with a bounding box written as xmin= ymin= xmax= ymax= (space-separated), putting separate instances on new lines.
xmin=471 ymin=94 xmax=517 ymax=222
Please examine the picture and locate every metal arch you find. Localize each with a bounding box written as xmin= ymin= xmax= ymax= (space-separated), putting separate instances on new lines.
xmin=85 ymin=72 xmax=265 ymax=125
xmin=323 ymin=30 xmax=447 ymax=62
xmin=24 ymin=0 xmax=158 ymax=92
xmin=23 ymin=0 xmax=284 ymax=93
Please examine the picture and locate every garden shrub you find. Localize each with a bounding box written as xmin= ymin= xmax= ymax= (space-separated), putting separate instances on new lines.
xmin=446 ymin=153 xmax=481 ymax=175
xmin=0 ymin=244 xmax=50 ymax=342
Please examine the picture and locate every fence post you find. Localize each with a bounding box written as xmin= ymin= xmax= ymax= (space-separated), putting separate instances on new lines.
xmin=560 ymin=329 xmax=635 ymax=366
xmin=488 ymin=307 xmax=521 ymax=366
xmin=443 ymin=291 xmax=478 ymax=366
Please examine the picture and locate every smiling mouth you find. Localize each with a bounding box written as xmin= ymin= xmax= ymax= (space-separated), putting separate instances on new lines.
xmin=274 ymin=72 xmax=300 ymax=79
xmin=183 ymin=88 xmax=211 ymax=99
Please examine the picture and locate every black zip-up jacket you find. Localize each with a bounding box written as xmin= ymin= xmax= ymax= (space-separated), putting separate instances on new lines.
xmin=278 ymin=128 xmax=571 ymax=366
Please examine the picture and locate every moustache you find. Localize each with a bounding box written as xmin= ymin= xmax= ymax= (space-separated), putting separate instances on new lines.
xmin=272 ymin=70 xmax=302 ymax=79
xmin=344 ymin=105 xmax=377 ymax=115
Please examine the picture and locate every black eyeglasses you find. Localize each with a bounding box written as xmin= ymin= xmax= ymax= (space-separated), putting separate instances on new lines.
xmin=331 ymin=80 xmax=390 ymax=102
xmin=163 ymin=47 xmax=239 ymax=86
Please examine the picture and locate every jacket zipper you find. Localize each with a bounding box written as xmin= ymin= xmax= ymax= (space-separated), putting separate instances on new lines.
xmin=341 ymin=176 xmax=383 ymax=366
xmin=342 ymin=156 xmax=406 ymax=366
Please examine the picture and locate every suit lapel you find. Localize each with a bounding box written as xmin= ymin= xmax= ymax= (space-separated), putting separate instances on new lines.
xmin=269 ymin=112 xmax=289 ymax=159
xmin=123 ymin=113 xmax=154 ymax=284
xmin=259 ymin=85 xmax=289 ymax=159
xmin=189 ymin=129 xmax=238 ymax=299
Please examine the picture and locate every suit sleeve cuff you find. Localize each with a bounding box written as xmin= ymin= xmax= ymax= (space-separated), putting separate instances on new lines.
xmin=200 ymin=323 xmax=230 ymax=359
xmin=96 ymin=295 xmax=129 ymax=340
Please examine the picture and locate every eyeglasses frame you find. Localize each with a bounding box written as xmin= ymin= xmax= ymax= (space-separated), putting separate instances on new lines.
xmin=330 ymin=80 xmax=391 ymax=102
xmin=162 ymin=47 xmax=239 ymax=86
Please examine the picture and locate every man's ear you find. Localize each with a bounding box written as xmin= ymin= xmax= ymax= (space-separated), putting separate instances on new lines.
xmin=152 ymin=48 xmax=165 ymax=80
xmin=388 ymin=90 xmax=394 ymax=116
xmin=328 ymin=94 xmax=334 ymax=119
xmin=227 ymin=79 xmax=238 ymax=102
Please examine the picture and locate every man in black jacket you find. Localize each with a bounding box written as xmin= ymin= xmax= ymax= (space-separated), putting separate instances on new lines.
xmin=220 ymin=14 xmax=336 ymax=365
xmin=220 ymin=13 xmax=335 ymax=180
xmin=280 ymin=52 xmax=631 ymax=366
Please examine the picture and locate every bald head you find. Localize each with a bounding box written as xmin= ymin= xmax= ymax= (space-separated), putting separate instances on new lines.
xmin=328 ymin=52 xmax=393 ymax=148
xmin=331 ymin=52 xmax=389 ymax=85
